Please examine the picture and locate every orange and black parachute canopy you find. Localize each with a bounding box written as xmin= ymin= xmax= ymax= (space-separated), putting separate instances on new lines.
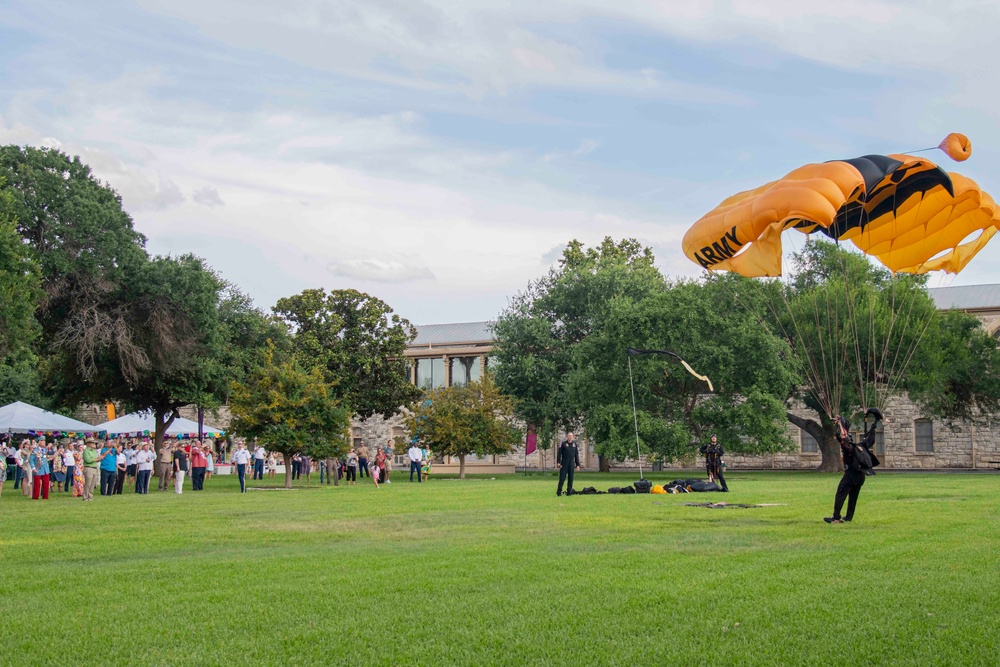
xmin=683 ymin=133 xmax=998 ymax=277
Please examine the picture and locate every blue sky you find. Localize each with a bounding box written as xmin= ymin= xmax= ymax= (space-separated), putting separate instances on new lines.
xmin=1 ymin=0 xmax=998 ymax=323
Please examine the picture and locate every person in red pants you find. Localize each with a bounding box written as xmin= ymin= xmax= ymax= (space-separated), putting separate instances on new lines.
xmin=30 ymin=440 xmax=51 ymax=500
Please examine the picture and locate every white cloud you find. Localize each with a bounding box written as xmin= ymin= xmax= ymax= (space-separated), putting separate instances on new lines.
xmin=137 ymin=0 xmax=1000 ymax=105
xmin=0 ymin=68 xmax=690 ymax=320
xmin=328 ymin=258 xmax=436 ymax=283
xmin=135 ymin=0 xmax=746 ymax=103
xmin=6 ymin=2 xmax=1000 ymax=322
xmin=193 ymin=186 xmax=224 ymax=207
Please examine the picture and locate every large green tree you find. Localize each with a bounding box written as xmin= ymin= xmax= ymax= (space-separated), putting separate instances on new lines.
xmin=765 ymin=240 xmax=1000 ymax=471
xmin=492 ymin=238 xmax=665 ymax=460
xmin=217 ymin=283 xmax=290 ymax=404
xmin=0 ymin=180 xmax=41 ymax=364
xmin=44 ymin=254 xmax=227 ymax=452
xmin=404 ymin=374 xmax=521 ymax=479
xmin=572 ymin=275 xmax=794 ymax=462
xmin=0 ymin=146 xmax=148 ymax=384
xmin=274 ymin=288 xmax=419 ymax=418
xmin=229 ymin=344 xmax=352 ymax=488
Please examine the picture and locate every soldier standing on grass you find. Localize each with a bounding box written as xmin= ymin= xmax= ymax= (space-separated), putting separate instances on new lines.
xmin=699 ymin=434 xmax=729 ymax=492
xmin=555 ymin=433 xmax=580 ymax=497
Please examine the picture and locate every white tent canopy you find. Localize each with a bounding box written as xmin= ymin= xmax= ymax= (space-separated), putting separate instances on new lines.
xmin=0 ymin=401 xmax=104 ymax=436
xmin=95 ymin=411 xmax=225 ymax=438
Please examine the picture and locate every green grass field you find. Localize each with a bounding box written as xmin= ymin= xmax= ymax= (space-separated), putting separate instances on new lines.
xmin=2 ymin=470 xmax=998 ymax=666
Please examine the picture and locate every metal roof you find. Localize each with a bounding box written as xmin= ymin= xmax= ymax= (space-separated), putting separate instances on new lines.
xmin=411 ymin=321 xmax=494 ymax=346
xmin=928 ymin=284 xmax=1000 ymax=311
xmin=408 ymin=284 xmax=1000 ymax=347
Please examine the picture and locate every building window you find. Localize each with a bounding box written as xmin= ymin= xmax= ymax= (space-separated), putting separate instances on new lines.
xmin=352 ymin=427 xmax=362 ymax=450
xmin=450 ymin=356 xmax=482 ymax=387
xmin=391 ymin=426 xmax=407 ymax=447
xmin=415 ymin=358 xmax=446 ymax=390
xmin=915 ymin=419 xmax=934 ymax=453
xmin=801 ymin=429 xmax=819 ymax=453
xmin=874 ymin=422 xmax=885 ymax=456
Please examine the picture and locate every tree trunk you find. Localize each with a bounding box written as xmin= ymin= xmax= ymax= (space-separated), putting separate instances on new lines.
xmin=283 ymin=453 xmax=292 ymax=489
xmin=786 ymin=412 xmax=842 ymax=472
xmin=599 ymin=455 xmax=611 ymax=473
xmin=459 ymin=453 xmax=466 ymax=479
xmin=152 ymin=406 xmax=178 ymax=477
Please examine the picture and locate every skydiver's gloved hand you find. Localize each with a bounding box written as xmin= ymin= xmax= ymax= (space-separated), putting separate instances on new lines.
xmin=865 ymin=407 xmax=884 ymax=423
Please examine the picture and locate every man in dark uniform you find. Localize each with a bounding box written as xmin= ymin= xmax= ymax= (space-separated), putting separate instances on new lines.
xmin=556 ymin=432 xmax=580 ymax=497
xmin=825 ymin=411 xmax=880 ymax=524
xmin=699 ymin=434 xmax=728 ymax=492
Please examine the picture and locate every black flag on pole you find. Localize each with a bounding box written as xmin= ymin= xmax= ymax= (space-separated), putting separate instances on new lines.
xmin=626 ymin=348 xmax=714 ymax=392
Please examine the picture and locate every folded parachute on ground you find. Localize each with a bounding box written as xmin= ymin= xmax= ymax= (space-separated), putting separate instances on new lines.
xmin=682 ymin=133 xmax=1000 ymax=276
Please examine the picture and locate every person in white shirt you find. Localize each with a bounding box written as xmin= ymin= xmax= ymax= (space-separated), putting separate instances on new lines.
xmin=205 ymin=447 xmax=215 ymax=482
xmin=252 ymin=445 xmax=266 ymax=480
xmin=113 ymin=448 xmax=127 ymax=495
xmin=408 ymin=443 xmax=423 ymax=483
xmin=231 ymin=442 xmax=251 ymax=493
xmin=62 ymin=446 xmax=76 ymax=493
xmin=124 ymin=444 xmax=138 ymax=491
xmin=11 ymin=443 xmax=24 ymax=491
xmin=140 ymin=443 xmax=157 ymax=494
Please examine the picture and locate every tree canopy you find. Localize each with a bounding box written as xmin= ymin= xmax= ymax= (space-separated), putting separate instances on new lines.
xmin=40 ymin=253 xmax=227 ymax=450
xmin=0 ymin=146 xmax=148 ymax=382
xmin=274 ymin=288 xmax=419 ymax=418
xmin=229 ymin=343 xmax=352 ymax=488
xmin=573 ymin=275 xmax=793 ymax=462
xmin=404 ymin=374 xmax=520 ymax=479
xmin=494 ymin=238 xmax=793 ymax=464
xmin=492 ymin=238 xmax=664 ymax=451
xmin=760 ymin=240 xmax=1000 ymax=470
xmin=0 ymin=180 xmax=41 ymax=362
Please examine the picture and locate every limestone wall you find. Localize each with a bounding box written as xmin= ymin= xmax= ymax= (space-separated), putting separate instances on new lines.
xmin=727 ymin=394 xmax=1000 ymax=470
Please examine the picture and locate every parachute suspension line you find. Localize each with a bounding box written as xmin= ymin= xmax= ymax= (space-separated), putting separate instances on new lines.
xmin=882 ymin=188 xmax=939 ymax=409
xmin=716 ymin=267 xmax=834 ymax=418
xmin=838 ymin=193 xmax=872 ymax=417
xmin=807 ymin=235 xmax=844 ymax=414
xmin=627 ymin=354 xmax=643 ymax=481
xmin=885 ymin=306 xmax=937 ymax=403
xmin=776 ymin=267 xmax=836 ymax=418
xmin=797 ymin=232 xmax=843 ymax=417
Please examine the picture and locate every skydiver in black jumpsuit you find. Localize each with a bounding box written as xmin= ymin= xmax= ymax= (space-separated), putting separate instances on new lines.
xmin=556 ymin=433 xmax=580 ymax=497
xmin=699 ymin=434 xmax=728 ymax=492
xmin=825 ymin=411 xmax=880 ymax=524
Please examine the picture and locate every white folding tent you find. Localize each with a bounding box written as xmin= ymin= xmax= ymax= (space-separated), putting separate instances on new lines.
xmin=95 ymin=411 xmax=225 ymax=438
xmin=0 ymin=401 xmax=105 ymax=436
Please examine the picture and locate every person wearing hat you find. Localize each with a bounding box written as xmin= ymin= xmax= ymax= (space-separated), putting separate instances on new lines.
xmin=699 ymin=434 xmax=728 ymax=492
xmin=81 ymin=439 xmax=100 ymax=501
xmin=825 ymin=411 xmax=881 ymax=524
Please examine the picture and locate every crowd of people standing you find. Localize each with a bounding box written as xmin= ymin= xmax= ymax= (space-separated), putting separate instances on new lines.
xmin=2 ymin=436 xmax=432 ymax=500
xmin=1 ymin=437 xmax=218 ymax=500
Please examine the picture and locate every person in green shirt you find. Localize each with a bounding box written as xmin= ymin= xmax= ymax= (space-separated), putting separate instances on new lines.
xmin=81 ymin=439 xmax=100 ymax=501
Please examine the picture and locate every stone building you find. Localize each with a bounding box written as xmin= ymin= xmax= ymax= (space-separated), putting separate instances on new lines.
xmin=383 ymin=283 xmax=1000 ymax=472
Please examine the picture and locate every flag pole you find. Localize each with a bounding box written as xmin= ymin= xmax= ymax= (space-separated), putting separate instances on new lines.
xmin=628 ymin=354 xmax=643 ymax=480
